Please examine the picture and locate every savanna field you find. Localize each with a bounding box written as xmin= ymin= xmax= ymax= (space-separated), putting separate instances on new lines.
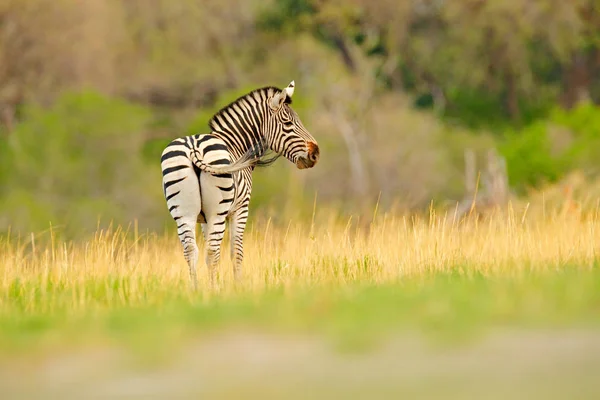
xmin=2 ymin=202 xmax=600 ymax=399
xmin=3 ymin=1 xmax=600 ymax=398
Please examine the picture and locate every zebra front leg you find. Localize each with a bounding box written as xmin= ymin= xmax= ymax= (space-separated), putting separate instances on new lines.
xmin=229 ymin=206 xmax=249 ymax=281
xmin=204 ymin=216 xmax=227 ymax=289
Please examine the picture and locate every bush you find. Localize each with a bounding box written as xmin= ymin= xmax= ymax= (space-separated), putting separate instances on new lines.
xmin=0 ymin=91 xmax=163 ymax=236
xmin=500 ymin=102 xmax=600 ymax=191
xmin=551 ymin=102 xmax=600 ymax=172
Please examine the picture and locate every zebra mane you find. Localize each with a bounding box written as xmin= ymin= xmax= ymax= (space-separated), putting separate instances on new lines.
xmin=209 ymin=86 xmax=289 ymax=169
xmin=208 ymin=86 xmax=291 ymax=131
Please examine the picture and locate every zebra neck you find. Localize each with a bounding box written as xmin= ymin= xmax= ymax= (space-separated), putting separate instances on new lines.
xmin=212 ymin=130 xmax=265 ymax=162
xmin=208 ymin=89 xmax=272 ymax=162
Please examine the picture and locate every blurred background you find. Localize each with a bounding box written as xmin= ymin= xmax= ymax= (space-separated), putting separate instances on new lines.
xmin=1 ymin=0 xmax=599 ymax=238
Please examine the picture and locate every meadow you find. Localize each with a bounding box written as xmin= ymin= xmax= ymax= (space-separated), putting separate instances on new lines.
xmin=2 ymin=203 xmax=600 ymax=398
xmin=3 ymin=1 xmax=600 ymax=397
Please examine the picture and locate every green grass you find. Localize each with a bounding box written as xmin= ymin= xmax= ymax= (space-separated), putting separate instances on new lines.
xmin=2 ymin=265 xmax=599 ymax=358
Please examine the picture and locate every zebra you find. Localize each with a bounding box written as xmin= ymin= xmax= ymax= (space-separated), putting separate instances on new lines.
xmin=160 ymin=81 xmax=320 ymax=289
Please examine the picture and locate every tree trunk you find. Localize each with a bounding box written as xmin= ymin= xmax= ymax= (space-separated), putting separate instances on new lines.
xmin=330 ymin=34 xmax=356 ymax=72
xmin=0 ymin=104 xmax=15 ymax=134
xmin=560 ymin=52 xmax=592 ymax=109
xmin=332 ymin=106 xmax=369 ymax=200
xmin=504 ymin=69 xmax=521 ymax=121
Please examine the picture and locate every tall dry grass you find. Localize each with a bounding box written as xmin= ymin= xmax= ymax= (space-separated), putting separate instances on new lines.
xmin=1 ymin=202 xmax=598 ymax=308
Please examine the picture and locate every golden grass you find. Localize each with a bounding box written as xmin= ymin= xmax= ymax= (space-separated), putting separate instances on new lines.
xmin=1 ymin=203 xmax=598 ymax=303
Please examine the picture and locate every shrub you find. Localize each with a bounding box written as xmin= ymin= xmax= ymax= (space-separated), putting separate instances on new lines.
xmin=500 ymin=102 xmax=600 ymax=191
xmin=0 ymin=91 xmax=162 ymax=236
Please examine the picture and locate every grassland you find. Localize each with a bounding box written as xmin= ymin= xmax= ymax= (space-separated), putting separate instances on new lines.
xmin=1 ymin=205 xmax=600 ymax=398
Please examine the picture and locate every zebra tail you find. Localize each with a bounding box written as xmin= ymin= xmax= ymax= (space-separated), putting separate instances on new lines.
xmin=193 ymin=142 xmax=265 ymax=174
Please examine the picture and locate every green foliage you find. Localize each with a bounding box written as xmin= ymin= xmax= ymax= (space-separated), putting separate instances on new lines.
xmin=0 ymin=135 xmax=12 ymax=197
xmin=552 ymin=102 xmax=600 ymax=139
xmin=257 ymin=0 xmax=316 ymax=33
xmin=0 ymin=189 xmax=56 ymax=234
xmin=500 ymin=122 xmax=565 ymax=190
xmin=500 ymin=102 xmax=600 ymax=190
xmin=142 ymin=113 xmax=180 ymax=163
xmin=553 ymin=103 xmax=600 ymax=174
xmin=0 ymin=91 xmax=162 ymax=236
xmin=434 ymin=88 xmax=552 ymax=131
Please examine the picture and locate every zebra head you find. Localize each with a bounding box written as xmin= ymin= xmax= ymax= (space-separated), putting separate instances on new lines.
xmin=264 ymin=81 xmax=320 ymax=170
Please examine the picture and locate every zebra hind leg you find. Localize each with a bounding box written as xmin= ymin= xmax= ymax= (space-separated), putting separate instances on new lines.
xmin=175 ymin=218 xmax=199 ymax=291
xmin=162 ymin=147 xmax=201 ymax=291
xmin=204 ymin=216 xmax=227 ymax=290
xmin=229 ymin=206 xmax=249 ymax=282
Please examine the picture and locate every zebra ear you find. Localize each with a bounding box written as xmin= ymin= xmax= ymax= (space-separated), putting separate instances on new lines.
xmin=285 ymin=80 xmax=295 ymax=97
xmin=270 ymin=81 xmax=295 ymax=110
xmin=270 ymin=91 xmax=287 ymax=110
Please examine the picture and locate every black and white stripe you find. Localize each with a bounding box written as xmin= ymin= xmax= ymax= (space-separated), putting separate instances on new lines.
xmin=161 ymin=81 xmax=320 ymax=289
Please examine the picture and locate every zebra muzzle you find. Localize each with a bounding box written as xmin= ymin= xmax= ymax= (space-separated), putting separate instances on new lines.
xmin=297 ymin=142 xmax=320 ymax=169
